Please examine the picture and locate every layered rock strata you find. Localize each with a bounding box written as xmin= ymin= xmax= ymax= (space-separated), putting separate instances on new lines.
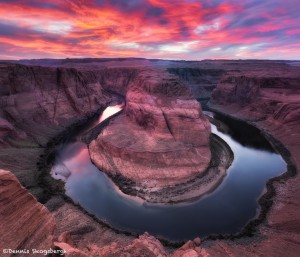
xmin=205 ymin=68 xmax=300 ymax=256
xmin=210 ymin=70 xmax=300 ymax=125
xmin=0 ymin=63 xmax=111 ymax=144
xmin=89 ymin=70 xmax=211 ymax=188
xmin=112 ymin=134 xmax=233 ymax=203
xmin=0 ymin=169 xmax=56 ymax=254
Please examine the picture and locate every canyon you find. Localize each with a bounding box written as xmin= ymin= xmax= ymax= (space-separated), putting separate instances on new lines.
xmin=0 ymin=58 xmax=300 ymax=256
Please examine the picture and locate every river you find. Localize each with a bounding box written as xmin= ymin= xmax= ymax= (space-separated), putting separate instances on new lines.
xmin=51 ymin=106 xmax=286 ymax=242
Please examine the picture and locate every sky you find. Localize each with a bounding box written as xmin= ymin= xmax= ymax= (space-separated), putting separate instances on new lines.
xmin=0 ymin=0 xmax=299 ymax=60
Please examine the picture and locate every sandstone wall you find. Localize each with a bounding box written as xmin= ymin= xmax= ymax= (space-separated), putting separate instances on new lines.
xmin=0 ymin=169 xmax=56 ymax=255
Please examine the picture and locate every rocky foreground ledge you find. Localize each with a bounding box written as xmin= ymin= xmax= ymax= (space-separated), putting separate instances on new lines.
xmin=0 ymin=169 xmax=56 ymax=252
xmin=89 ymin=70 xmax=212 ymax=192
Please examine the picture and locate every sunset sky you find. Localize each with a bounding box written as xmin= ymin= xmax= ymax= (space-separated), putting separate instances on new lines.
xmin=0 ymin=0 xmax=299 ymax=60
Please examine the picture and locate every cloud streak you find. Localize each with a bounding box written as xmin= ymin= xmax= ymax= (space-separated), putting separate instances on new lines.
xmin=0 ymin=0 xmax=299 ymax=60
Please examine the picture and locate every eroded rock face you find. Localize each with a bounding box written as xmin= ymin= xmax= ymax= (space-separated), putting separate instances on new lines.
xmin=86 ymin=232 xmax=168 ymax=257
xmin=89 ymin=70 xmax=211 ymax=188
xmin=208 ymin=68 xmax=300 ymax=257
xmin=210 ymin=70 xmax=300 ymax=126
xmin=0 ymin=63 xmax=112 ymax=145
xmin=54 ymin=231 xmax=211 ymax=257
xmin=54 ymin=232 xmax=209 ymax=257
xmin=167 ymin=67 xmax=224 ymax=99
xmin=171 ymin=238 xmax=209 ymax=257
xmin=0 ymin=117 xmax=23 ymax=145
xmin=0 ymin=169 xmax=56 ymax=254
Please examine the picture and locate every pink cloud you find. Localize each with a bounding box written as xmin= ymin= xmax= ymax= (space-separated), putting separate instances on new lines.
xmin=0 ymin=0 xmax=299 ymax=60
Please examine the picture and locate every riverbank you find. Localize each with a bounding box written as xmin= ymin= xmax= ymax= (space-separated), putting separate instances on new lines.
xmin=201 ymin=104 xmax=299 ymax=257
xmin=36 ymin=105 xmax=139 ymax=251
xmin=37 ymin=103 xmax=296 ymax=249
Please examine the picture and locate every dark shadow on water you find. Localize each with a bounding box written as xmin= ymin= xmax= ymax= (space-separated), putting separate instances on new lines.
xmin=212 ymin=113 xmax=275 ymax=152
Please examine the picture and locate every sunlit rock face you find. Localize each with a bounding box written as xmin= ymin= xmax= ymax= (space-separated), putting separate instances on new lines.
xmin=0 ymin=169 xmax=56 ymax=252
xmin=89 ymin=70 xmax=211 ymax=188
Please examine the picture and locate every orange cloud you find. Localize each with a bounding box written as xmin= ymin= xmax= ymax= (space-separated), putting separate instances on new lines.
xmin=0 ymin=0 xmax=299 ymax=60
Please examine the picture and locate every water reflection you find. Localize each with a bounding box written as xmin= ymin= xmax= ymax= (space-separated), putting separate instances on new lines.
xmin=51 ymin=110 xmax=286 ymax=241
xmin=210 ymin=111 xmax=274 ymax=152
xmin=98 ymin=103 xmax=124 ymax=123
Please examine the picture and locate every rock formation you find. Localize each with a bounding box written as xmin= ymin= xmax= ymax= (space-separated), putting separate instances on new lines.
xmin=86 ymin=232 xmax=168 ymax=257
xmin=0 ymin=169 xmax=56 ymax=254
xmin=53 ymin=231 xmax=210 ymax=257
xmin=0 ymin=63 xmax=112 ymax=145
xmin=167 ymin=67 xmax=224 ymax=99
xmin=210 ymin=69 xmax=300 ymax=125
xmin=89 ymin=70 xmax=211 ymax=188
